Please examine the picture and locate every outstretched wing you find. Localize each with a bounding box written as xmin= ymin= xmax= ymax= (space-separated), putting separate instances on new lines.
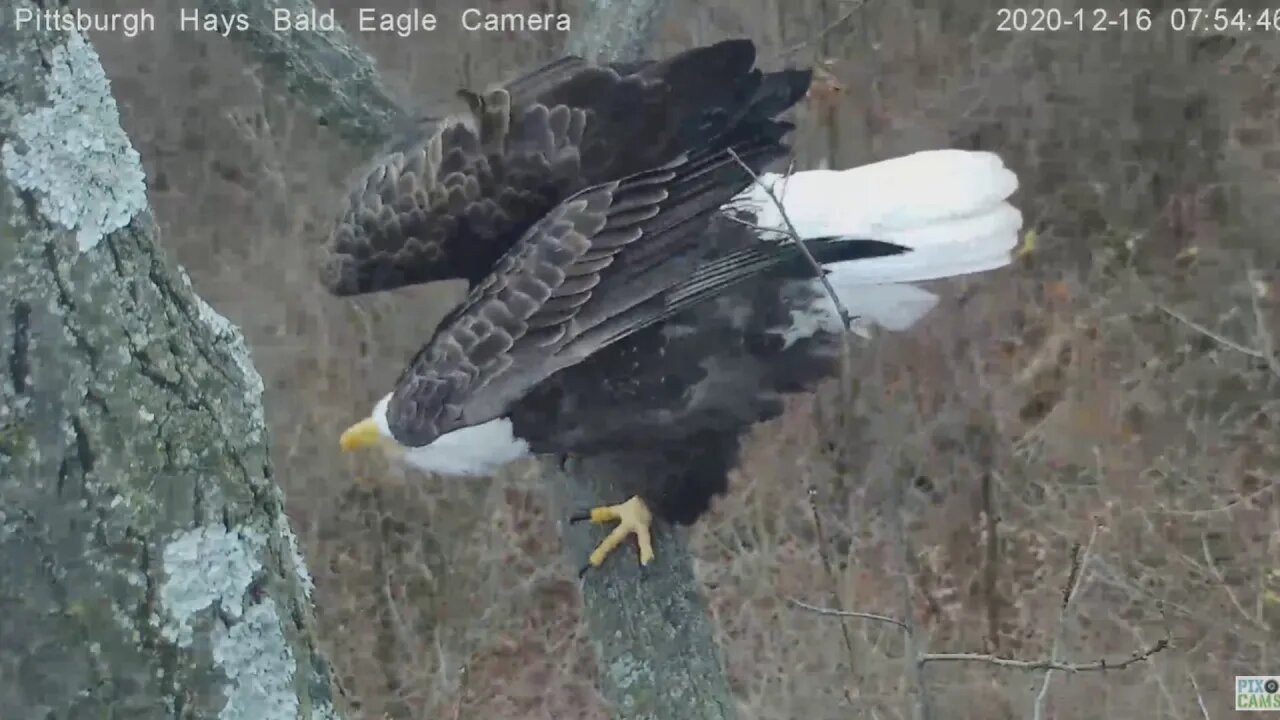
xmin=319 ymin=94 xmax=586 ymax=295
xmin=382 ymin=137 xmax=788 ymax=447
xmin=319 ymin=40 xmax=809 ymax=296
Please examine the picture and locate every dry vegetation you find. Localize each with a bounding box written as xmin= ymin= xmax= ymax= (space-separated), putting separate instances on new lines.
xmin=88 ymin=0 xmax=1278 ymax=717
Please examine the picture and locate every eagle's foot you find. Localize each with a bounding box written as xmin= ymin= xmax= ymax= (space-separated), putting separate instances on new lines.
xmin=569 ymin=495 xmax=654 ymax=578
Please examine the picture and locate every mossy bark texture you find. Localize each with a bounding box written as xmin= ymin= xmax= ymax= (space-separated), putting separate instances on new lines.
xmin=0 ymin=12 xmax=339 ymax=720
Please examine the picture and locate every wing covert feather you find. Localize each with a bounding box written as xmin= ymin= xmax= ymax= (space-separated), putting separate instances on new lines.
xmin=321 ymin=91 xmax=588 ymax=296
xmin=383 ymin=138 xmax=785 ymax=446
xmin=321 ymin=40 xmax=810 ymax=298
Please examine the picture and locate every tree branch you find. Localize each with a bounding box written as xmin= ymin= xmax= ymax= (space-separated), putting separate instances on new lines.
xmin=888 ymin=461 xmax=934 ymax=720
xmin=733 ymin=146 xmax=865 ymax=705
xmin=0 ymin=18 xmax=337 ymax=719
xmin=788 ymin=604 xmax=1171 ymax=672
xmin=1032 ymin=524 xmax=1100 ymax=720
xmin=564 ymin=0 xmax=672 ymax=63
xmin=790 ymin=516 xmax=1171 ymax=716
xmin=549 ymin=5 xmax=744 ymax=719
xmin=727 ymin=149 xmax=855 ymax=330
xmin=549 ymin=458 xmax=740 ymax=720
xmin=789 ymin=598 xmax=911 ymax=631
xmin=919 ymin=640 xmax=1170 ymax=673
xmin=1156 ymin=303 xmax=1270 ymax=362
xmin=201 ymin=0 xmax=407 ymax=149
xmin=773 ymin=0 xmax=868 ymax=61
xmin=1244 ymin=261 xmax=1280 ymax=379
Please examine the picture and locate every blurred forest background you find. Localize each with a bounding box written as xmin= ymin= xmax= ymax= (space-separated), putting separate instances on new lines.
xmin=86 ymin=0 xmax=1278 ymax=717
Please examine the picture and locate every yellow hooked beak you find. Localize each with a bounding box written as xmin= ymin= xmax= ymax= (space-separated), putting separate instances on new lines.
xmin=339 ymin=418 xmax=382 ymax=452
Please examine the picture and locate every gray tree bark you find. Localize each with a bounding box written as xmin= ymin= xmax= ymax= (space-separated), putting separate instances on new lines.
xmin=202 ymin=0 xmax=741 ymax=717
xmin=199 ymin=0 xmax=407 ymax=149
xmin=0 ymin=14 xmax=341 ymax=720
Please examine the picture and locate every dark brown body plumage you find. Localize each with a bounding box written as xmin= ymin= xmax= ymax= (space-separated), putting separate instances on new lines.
xmin=509 ymin=212 xmax=909 ymax=524
xmin=321 ymin=40 xmax=817 ymax=455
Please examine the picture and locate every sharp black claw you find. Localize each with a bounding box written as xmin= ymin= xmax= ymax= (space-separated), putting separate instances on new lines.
xmin=578 ymin=563 xmax=591 ymax=579
xmin=568 ymin=512 xmax=590 ymax=524
xmin=638 ymin=563 xmax=649 ymax=581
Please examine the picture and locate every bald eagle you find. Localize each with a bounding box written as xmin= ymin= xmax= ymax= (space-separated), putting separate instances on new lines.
xmin=327 ymin=40 xmax=1021 ymax=575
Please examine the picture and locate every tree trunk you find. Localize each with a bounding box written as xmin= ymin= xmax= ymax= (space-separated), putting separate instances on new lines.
xmin=0 ymin=19 xmax=339 ymax=720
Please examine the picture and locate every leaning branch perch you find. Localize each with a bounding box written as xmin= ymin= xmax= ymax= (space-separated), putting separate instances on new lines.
xmin=549 ymin=5 xmax=747 ymax=720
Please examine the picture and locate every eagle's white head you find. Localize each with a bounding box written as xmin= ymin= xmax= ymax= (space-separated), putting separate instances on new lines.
xmin=339 ymin=393 xmax=532 ymax=476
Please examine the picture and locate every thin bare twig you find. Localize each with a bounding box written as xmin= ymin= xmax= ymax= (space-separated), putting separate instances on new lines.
xmin=1061 ymin=541 xmax=1084 ymax=611
xmin=981 ymin=476 xmax=1001 ymax=651
xmin=449 ymin=663 xmax=469 ymax=720
xmin=1245 ymin=263 xmax=1280 ymax=379
xmin=773 ymin=0 xmax=868 ymax=60
xmin=789 ymin=597 xmax=912 ymax=631
xmin=799 ymin=480 xmax=863 ymax=704
xmin=1032 ymin=523 xmax=1101 ymax=720
xmin=721 ymin=212 xmax=789 ymax=237
xmin=1151 ymin=478 xmax=1277 ymax=517
xmin=1157 ymin=303 xmax=1269 ymax=361
xmin=1188 ymin=672 xmax=1212 ymax=720
xmin=920 ymin=638 xmax=1169 ymax=672
xmin=793 ymin=589 xmax=1169 ymax=690
xmin=1199 ymin=531 xmax=1259 ymax=630
xmin=733 ymin=144 xmax=864 ymax=702
xmin=790 ymin=598 xmax=1170 ymax=674
xmin=887 ymin=459 xmax=933 ymax=720
xmin=727 ymin=149 xmax=855 ymax=330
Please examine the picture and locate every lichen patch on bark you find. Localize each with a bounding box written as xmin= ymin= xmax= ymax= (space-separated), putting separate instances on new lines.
xmin=0 ymin=29 xmax=145 ymax=251
xmin=212 ymin=599 xmax=300 ymax=720
xmin=159 ymin=525 xmax=265 ymax=647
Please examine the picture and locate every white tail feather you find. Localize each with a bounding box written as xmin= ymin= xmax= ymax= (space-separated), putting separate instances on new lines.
xmin=754 ymin=150 xmax=1023 ymax=345
xmin=734 ymin=149 xmax=1020 ymax=242
xmin=821 ymin=203 xmax=1022 ymax=286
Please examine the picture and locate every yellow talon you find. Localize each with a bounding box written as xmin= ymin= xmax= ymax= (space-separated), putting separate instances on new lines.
xmin=1015 ymin=228 xmax=1037 ymax=258
xmin=571 ymin=496 xmax=654 ymax=576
